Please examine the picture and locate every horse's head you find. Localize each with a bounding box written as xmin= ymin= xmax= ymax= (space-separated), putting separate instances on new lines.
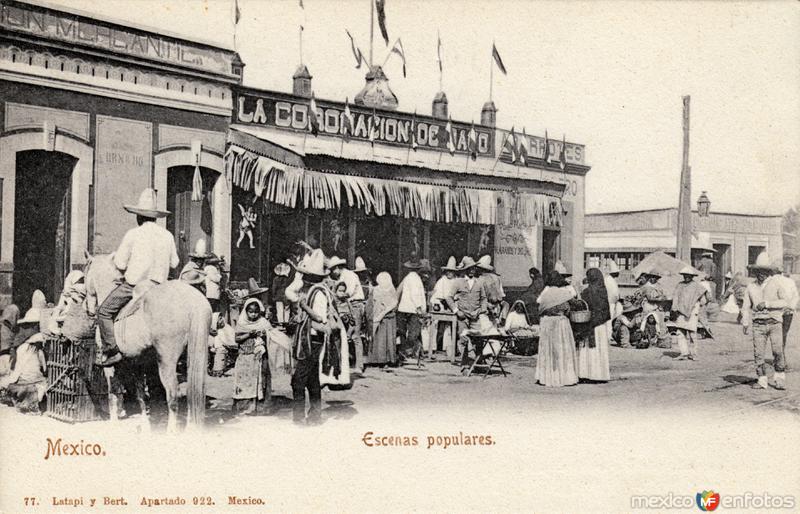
xmin=83 ymin=250 xmax=118 ymax=317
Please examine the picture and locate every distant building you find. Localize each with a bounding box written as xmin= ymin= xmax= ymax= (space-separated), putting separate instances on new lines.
xmin=584 ymin=208 xmax=783 ymax=293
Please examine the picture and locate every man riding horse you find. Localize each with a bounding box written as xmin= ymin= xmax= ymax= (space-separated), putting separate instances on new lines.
xmin=98 ymin=188 xmax=179 ymax=366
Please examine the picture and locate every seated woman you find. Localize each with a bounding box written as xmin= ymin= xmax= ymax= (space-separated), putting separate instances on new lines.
xmin=0 ymin=308 xmax=47 ymax=414
xmin=233 ymin=298 xmax=272 ymax=415
xmin=535 ymin=287 xmax=579 ymax=387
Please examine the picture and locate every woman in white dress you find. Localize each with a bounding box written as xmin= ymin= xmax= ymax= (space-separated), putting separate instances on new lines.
xmin=535 ymin=283 xmax=579 ymax=387
xmin=576 ymin=268 xmax=611 ymax=382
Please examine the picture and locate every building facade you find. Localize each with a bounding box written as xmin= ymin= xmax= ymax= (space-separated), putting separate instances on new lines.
xmin=0 ymin=0 xmax=239 ymax=309
xmin=585 ymin=208 xmax=783 ymax=291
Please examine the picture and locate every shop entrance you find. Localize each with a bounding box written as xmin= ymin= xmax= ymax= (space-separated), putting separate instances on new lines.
xmin=713 ymin=243 xmax=731 ymax=298
xmin=356 ymin=216 xmax=400 ymax=283
xmin=13 ymin=150 xmax=76 ymax=310
xmin=542 ymin=228 xmax=561 ymax=277
xmin=166 ymin=166 xmax=216 ymax=267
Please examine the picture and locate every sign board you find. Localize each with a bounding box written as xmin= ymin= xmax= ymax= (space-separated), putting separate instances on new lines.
xmin=497 ymin=130 xmax=586 ymax=166
xmin=494 ymin=224 xmax=538 ymax=287
xmin=235 ymin=92 xmax=495 ymax=158
xmin=94 ymin=116 xmax=152 ymax=253
xmin=0 ymin=0 xmax=234 ymax=77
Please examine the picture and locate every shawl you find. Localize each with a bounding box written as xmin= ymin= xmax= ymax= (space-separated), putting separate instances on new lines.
xmin=236 ymin=298 xmax=271 ymax=335
xmin=671 ymin=280 xmax=708 ymax=318
xmin=372 ymin=272 xmax=398 ymax=327
xmin=0 ymin=305 xmax=20 ymax=352
xmin=581 ymin=268 xmax=612 ymax=329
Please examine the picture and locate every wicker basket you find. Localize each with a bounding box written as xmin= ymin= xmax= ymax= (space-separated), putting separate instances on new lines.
xmin=569 ymin=299 xmax=591 ymax=323
xmin=44 ymin=336 xmax=109 ymax=423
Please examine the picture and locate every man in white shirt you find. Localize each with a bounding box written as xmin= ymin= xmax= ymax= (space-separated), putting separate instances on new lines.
xmin=98 ymin=189 xmax=179 ymax=366
xmin=396 ymin=259 xmax=429 ymax=361
xmin=327 ymin=256 xmax=367 ymax=372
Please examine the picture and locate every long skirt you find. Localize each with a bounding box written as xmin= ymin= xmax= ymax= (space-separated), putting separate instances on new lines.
xmin=232 ymin=351 xmax=271 ymax=415
xmin=577 ymin=324 xmax=611 ymax=381
xmin=369 ymin=313 xmax=397 ymax=365
xmin=535 ymin=315 xmax=579 ymax=387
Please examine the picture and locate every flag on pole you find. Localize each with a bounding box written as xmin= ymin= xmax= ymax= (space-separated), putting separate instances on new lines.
xmin=234 ymin=0 xmax=241 ymax=24
xmin=502 ymin=126 xmax=517 ymax=163
xmin=410 ymin=111 xmax=419 ymax=151
xmin=518 ymin=128 xmax=529 ymax=166
xmin=492 ymin=43 xmax=507 ymax=75
xmin=437 ymin=32 xmax=443 ymax=73
xmin=543 ymin=130 xmax=551 ymax=164
xmin=369 ymin=108 xmax=379 ymax=145
xmin=346 ymin=30 xmax=366 ymax=69
xmin=445 ymin=118 xmax=456 ymax=155
xmin=390 ymin=38 xmax=407 ymax=77
xmin=376 ymin=0 xmax=389 ymax=46
xmin=342 ymin=98 xmax=354 ymax=142
xmin=559 ymin=134 xmax=567 ymax=170
xmin=191 ymin=140 xmax=203 ymax=202
xmin=468 ymin=123 xmax=478 ymax=161
xmin=308 ymin=95 xmax=320 ymax=136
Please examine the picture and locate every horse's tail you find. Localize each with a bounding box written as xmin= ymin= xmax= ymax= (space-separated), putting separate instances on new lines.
xmin=186 ymin=300 xmax=211 ymax=428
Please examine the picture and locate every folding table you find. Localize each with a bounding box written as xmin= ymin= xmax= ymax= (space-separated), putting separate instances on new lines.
xmin=464 ymin=334 xmax=513 ymax=379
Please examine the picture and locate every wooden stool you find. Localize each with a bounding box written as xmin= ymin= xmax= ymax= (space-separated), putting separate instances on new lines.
xmin=429 ymin=311 xmax=457 ymax=360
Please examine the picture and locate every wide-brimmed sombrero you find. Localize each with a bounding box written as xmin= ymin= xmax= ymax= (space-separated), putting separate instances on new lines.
xmin=245 ymin=278 xmax=269 ymax=298
xmin=124 ymin=188 xmax=170 ymax=218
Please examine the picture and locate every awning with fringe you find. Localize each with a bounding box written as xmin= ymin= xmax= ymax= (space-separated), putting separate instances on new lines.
xmin=225 ymin=144 xmax=562 ymax=227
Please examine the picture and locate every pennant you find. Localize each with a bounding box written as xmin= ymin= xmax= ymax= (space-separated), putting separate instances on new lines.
xmin=468 ymin=123 xmax=478 ymax=160
xmin=342 ymin=98 xmax=354 ymax=142
xmin=308 ymin=95 xmax=320 ymax=136
xmin=390 ymin=38 xmax=407 ymax=77
xmin=492 ymin=43 xmax=507 ymax=75
xmin=234 ymin=0 xmax=241 ymax=24
xmin=375 ymin=0 xmax=389 ymax=46
xmin=559 ymin=134 xmax=567 ymax=170
xmin=191 ymin=140 xmax=203 ymax=202
xmin=346 ymin=30 xmax=366 ymax=69
xmin=445 ymin=118 xmax=456 ymax=155
xmin=502 ymin=126 xmax=517 ymax=163
xmin=437 ymin=31 xmax=443 ymax=73
xmin=518 ymin=128 xmax=529 ymax=166
xmin=410 ymin=111 xmax=419 ymax=151
xmin=543 ymin=130 xmax=551 ymax=164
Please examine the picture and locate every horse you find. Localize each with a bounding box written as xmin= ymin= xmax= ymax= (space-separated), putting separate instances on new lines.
xmin=83 ymin=252 xmax=211 ymax=432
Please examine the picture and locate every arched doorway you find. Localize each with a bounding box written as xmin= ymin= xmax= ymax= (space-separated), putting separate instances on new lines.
xmin=13 ymin=150 xmax=76 ymax=310
xmin=166 ymin=165 xmax=217 ymax=266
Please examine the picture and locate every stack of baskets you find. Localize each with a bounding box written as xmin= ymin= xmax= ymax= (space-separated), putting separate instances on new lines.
xmin=44 ymin=336 xmax=109 ymax=423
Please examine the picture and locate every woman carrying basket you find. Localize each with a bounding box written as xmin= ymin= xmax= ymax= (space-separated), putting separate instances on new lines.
xmin=535 ymin=275 xmax=579 ymax=387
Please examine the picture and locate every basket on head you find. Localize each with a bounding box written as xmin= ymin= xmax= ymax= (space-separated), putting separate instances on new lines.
xmin=569 ymin=299 xmax=591 ymax=324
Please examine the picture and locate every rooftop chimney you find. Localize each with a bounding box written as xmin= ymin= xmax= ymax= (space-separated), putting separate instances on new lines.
xmin=354 ymin=66 xmax=398 ymax=111
xmin=293 ymin=65 xmax=312 ymax=98
xmin=432 ymin=91 xmax=448 ymax=120
xmin=481 ymin=101 xmax=497 ymax=127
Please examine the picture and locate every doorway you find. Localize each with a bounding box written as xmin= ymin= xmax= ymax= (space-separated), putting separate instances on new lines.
xmin=542 ymin=228 xmax=561 ymax=277
xmin=166 ymin=166 xmax=216 ymax=268
xmin=713 ymin=243 xmax=731 ymax=298
xmin=748 ymin=245 xmax=766 ymax=267
xmin=13 ymin=150 xmax=76 ymax=310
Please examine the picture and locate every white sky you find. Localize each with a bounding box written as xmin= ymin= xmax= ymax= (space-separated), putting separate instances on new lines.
xmin=42 ymin=0 xmax=800 ymax=215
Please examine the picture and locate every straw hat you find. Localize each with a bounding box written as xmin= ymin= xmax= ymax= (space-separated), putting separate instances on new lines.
xmin=403 ymin=258 xmax=424 ymax=270
xmin=182 ymin=268 xmax=207 ymax=286
xmin=606 ymin=260 xmax=620 ymax=274
xmin=441 ymin=256 xmax=458 ymax=271
xmin=245 ymin=277 xmax=269 ymax=297
xmin=679 ymin=265 xmax=699 ymax=277
xmin=123 ymin=188 xmax=170 ymax=218
xmin=18 ymin=307 xmax=41 ymax=325
xmin=274 ymin=262 xmax=291 ymax=277
xmin=296 ymin=249 xmax=328 ymax=277
xmin=353 ymin=256 xmax=370 ymax=273
xmin=747 ymin=251 xmax=774 ymax=271
xmin=31 ymin=289 xmax=47 ymax=310
xmin=327 ymin=255 xmax=347 ymax=270
xmin=418 ymin=259 xmax=432 ymax=274
xmin=554 ymin=261 xmax=571 ymax=277
xmin=189 ymin=239 xmax=210 ymax=259
xmin=770 ymin=259 xmax=784 ymax=273
xmin=458 ymin=256 xmax=477 ymax=270
xmin=538 ymin=287 xmax=573 ymax=312
xmin=477 ymin=255 xmax=494 ymax=272
xmin=622 ymin=299 xmax=641 ymax=314
xmin=724 ymin=271 xmax=732 ymax=279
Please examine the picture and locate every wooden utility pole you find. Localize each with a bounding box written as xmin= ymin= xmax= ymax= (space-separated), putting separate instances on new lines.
xmin=676 ymin=95 xmax=692 ymax=263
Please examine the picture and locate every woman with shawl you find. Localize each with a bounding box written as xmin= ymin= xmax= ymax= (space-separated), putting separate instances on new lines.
xmin=233 ymin=298 xmax=272 ymax=415
xmin=535 ymin=282 xmax=579 ymax=387
xmin=369 ymin=272 xmax=398 ymax=367
xmin=576 ymin=268 xmax=612 ymax=381
xmin=0 ymin=305 xmax=20 ymax=377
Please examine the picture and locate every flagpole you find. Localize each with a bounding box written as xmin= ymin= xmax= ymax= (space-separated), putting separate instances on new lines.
xmin=489 ymin=41 xmax=494 ymax=101
xmin=438 ymin=29 xmax=442 ymax=91
xmin=491 ymin=130 xmax=508 ymax=171
xmin=299 ymin=26 xmax=304 ymax=65
xmin=369 ymin=0 xmax=374 ymax=67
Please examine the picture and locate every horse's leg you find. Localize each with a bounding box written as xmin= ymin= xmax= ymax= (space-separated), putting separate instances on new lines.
xmin=134 ymin=372 xmax=151 ymax=433
xmin=157 ymin=355 xmax=179 ymax=434
xmin=104 ymin=367 xmax=120 ymax=422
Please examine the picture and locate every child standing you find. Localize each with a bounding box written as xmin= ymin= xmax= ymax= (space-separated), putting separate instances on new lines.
xmin=233 ymin=299 xmax=272 ymax=415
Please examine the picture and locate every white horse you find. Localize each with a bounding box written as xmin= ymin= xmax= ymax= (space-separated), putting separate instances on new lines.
xmin=83 ymin=252 xmax=211 ymax=432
